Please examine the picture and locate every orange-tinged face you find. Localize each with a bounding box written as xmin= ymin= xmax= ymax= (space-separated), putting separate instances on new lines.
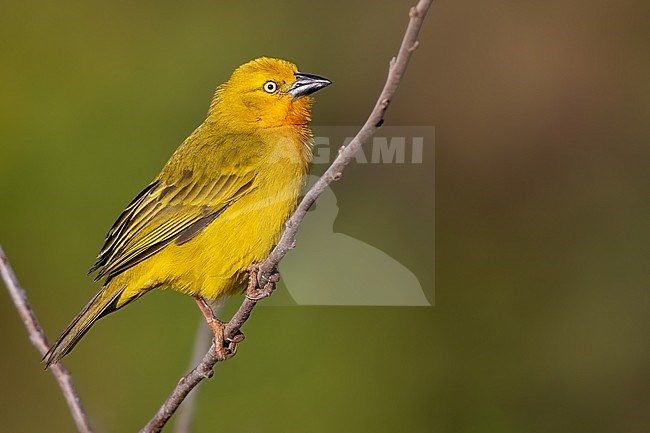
xmin=209 ymin=57 xmax=331 ymax=130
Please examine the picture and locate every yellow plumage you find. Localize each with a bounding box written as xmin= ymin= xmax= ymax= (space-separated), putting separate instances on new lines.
xmin=44 ymin=57 xmax=330 ymax=366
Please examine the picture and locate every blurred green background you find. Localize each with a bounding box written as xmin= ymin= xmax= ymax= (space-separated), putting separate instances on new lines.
xmin=1 ymin=0 xmax=649 ymax=432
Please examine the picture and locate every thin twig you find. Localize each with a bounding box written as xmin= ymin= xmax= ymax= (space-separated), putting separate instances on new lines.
xmin=141 ymin=1 xmax=434 ymax=431
xmin=0 ymin=246 xmax=93 ymax=433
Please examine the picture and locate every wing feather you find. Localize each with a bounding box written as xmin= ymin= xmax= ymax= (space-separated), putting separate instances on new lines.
xmin=90 ymin=169 xmax=256 ymax=281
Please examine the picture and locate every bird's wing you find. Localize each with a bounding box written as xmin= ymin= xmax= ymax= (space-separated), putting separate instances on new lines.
xmin=89 ymin=169 xmax=256 ymax=281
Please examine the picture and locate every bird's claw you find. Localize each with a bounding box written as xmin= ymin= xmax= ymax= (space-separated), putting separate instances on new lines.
xmin=245 ymin=264 xmax=280 ymax=301
xmin=227 ymin=329 xmax=245 ymax=344
xmin=209 ymin=320 xmax=239 ymax=361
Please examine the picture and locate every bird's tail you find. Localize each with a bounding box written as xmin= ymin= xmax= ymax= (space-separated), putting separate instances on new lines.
xmin=43 ymin=283 xmax=126 ymax=368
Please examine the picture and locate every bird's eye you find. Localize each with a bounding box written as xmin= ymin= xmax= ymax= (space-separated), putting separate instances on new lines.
xmin=263 ymin=81 xmax=278 ymax=93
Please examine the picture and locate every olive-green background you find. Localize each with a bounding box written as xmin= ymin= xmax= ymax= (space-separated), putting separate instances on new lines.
xmin=1 ymin=0 xmax=649 ymax=432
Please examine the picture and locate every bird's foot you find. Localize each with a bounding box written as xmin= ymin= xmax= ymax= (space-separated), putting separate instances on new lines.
xmin=245 ymin=264 xmax=280 ymax=301
xmin=209 ymin=319 xmax=243 ymax=361
xmin=193 ymin=296 xmax=242 ymax=361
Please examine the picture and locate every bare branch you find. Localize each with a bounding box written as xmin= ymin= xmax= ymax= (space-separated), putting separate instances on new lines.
xmin=142 ymin=0 xmax=434 ymax=431
xmin=0 ymin=246 xmax=93 ymax=433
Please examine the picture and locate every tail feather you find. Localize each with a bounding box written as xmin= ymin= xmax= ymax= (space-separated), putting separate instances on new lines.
xmin=43 ymin=284 xmax=125 ymax=368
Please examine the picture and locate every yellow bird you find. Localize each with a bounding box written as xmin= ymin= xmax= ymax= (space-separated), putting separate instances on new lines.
xmin=44 ymin=57 xmax=331 ymax=367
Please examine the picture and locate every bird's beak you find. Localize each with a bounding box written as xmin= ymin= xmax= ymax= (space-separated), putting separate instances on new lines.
xmin=288 ymin=73 xmax=331 ymax=99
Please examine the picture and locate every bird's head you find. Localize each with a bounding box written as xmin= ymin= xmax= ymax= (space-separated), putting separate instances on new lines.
xmin=209 ymin=57 xmax=331 ymax=130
